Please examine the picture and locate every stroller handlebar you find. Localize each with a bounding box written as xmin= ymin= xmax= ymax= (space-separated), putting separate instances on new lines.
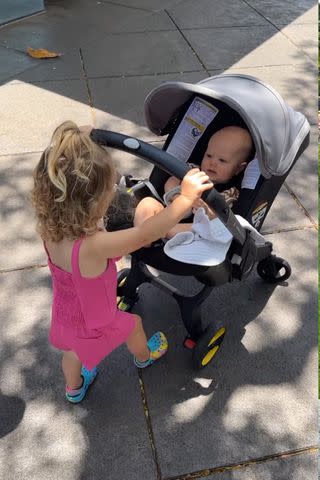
xmin=91 ymin=129 xmax=190 ymax=179
xmin=91 ymin=129 xmax=246 ymax=245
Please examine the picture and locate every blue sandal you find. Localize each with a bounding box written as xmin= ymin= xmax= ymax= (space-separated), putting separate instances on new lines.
xmin=134 ymin=332 xmax=168 ymax=368
xmin=66 ymin=366 xmax=98 ymax=403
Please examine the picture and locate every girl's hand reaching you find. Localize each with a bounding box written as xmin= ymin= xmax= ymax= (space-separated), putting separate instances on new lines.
xmin=180 ymin=168 xmax=212 ymax=202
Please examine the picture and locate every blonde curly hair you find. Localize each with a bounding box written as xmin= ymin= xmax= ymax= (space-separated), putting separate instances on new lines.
xmin=30 ymin=121 xmax=116 ymax=242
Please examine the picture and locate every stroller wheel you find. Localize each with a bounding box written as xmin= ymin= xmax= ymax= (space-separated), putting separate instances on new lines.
xmin=257 ymin=256 xmax=291 ymax=284
xmin=117 ymin=268 xmax=131 ymax=296
xmin=193 ymin=326 xmax=226 ymax=369
xmin=116 ymin=268 xmax=138 ymax=312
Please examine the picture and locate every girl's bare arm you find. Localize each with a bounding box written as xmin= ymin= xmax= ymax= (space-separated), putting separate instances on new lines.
xmin=94 ymin=170 xmax=212 ymax=258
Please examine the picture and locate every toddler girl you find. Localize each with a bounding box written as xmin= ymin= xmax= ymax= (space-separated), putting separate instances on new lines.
xmin=31 ymin=121 xmax=212 ymax=403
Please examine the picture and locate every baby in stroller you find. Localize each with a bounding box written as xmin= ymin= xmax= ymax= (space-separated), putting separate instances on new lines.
xmin=134 ymin=126 xmax=253 ymax=242
xmin=91 ymin=73 xmax=310 ymax=369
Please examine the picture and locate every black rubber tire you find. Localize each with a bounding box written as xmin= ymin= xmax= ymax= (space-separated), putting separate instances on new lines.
xmin=116 ymin=268 xmax=131 ymax=296
xmin=257 ymin=256 xmax=291 ymax=284
xmin=192 ymin=325 xmax=226 ymax=369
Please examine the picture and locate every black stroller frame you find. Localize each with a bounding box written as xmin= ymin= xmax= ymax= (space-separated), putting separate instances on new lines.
xmin=91 ymin=74 xmax=310 ymax=369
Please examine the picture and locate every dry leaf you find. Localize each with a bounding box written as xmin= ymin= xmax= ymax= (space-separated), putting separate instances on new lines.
xmin=27 ymin=47 xmax=61 ymax=59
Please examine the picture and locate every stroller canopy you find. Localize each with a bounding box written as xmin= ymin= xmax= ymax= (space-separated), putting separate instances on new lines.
xmin=144 ymin=74 xmax=310 ymax=179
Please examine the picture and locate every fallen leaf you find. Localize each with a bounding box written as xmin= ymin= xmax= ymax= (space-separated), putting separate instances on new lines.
xmin=27 ymin=47 xmax=61 ymax=59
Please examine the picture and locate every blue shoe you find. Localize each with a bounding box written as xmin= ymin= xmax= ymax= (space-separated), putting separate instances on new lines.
xmin=66 ymin=366 xmax=98 ymax=403
xmin=134 ymin=332 xmax=168 ymax=368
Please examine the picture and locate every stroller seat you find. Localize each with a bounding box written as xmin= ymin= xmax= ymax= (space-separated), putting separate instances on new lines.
xmin=91 ymin=73 xmax=310 ymax=369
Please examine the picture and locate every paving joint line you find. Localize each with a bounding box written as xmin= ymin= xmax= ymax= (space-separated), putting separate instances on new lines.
xmin=284 ymin=181 xmax=317 ymax=230
xmin=164 ymin=10 xmax=210 ymax=76
xmin=0 ymin=42 xmax=28 ymax=55
xmin=164 ymin=445 xmax=318 ymax=480
xmin=0 ymin=263 xmax=47 ymax=274
xmin=261 ymin=225 xmax=316 ymax=236
xmin=98 ymin=0 xmax=155 ymax=12
xmin=16 ymin=69 xmax=205 ymax=84
xmin=180 ymin=24 xmax=276 ymax=31
xmin=0 ymin=10 xmax=44 ymax=31
xmin=85 ymin=69 xmax=205 ymax=80
xmin=79 ymin=47 xmax=96 ymax=122
xmin=86 ymin=28 xmax=176 ymax=37
xmin=100 ymin=0 xmax=188 ymax=14
xmin=137 ymin=370 xmax=162 ymax=480
xmin=241 ymin=0 xmax=315 ymax=63
xmin=0 ymin=150 xmax=43 ymax=158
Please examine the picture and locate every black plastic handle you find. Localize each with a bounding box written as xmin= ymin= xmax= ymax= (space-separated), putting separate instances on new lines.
xmin=91 ymin=129 xmax=246 ymax=245
xmin=91 ymin=129 xmax=190 ymax=179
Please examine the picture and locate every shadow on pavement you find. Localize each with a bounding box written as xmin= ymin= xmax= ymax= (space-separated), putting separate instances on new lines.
xmin=0 ymin=393 xmax=25 ymax=438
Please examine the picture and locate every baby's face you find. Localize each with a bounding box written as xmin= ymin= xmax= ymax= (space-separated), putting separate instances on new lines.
xmin=200 ymin=129 xmax=249 ymax=184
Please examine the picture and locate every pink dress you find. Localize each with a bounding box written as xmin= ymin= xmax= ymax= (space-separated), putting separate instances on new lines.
xmin=46 ymin=238 xmax=136 ymax=369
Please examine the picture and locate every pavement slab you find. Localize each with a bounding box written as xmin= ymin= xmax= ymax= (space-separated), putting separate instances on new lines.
xmin=0 ymin=79 xmax=92 ymax=155
xmin=259 ymin=184 xmax=313 ymax=234
xmin=183 ymin=26 xmax=309 ymax=71
xmin=5 ymin=48 xmax=85 ymax=83
xmin=0 ymin=266 xmax=157 ymax=480
xmin=261 ymin=125 xmax=317 ymax=232
xmin=167 ymin=0 xmax=270 ymax=29
xmin=0 ymin=45 xmax=38 ymax=83
xmin=280 ymin=23 xmax=318 ymax=63
xmin=0 ymin=5 xmax=174 ymax=82
xmin=81 ymin=30 xmax=203 ymax=78
xmin=89 ymin=71 xmax=207 ymax=141
xmin=0 ymin=0 xmax=44 ymax=27
xmin=220 ymin=62 xmax=317 ymax=127
xmin=285 ymin=125 xmax=318 ymax=225
xmin=135 ymin=228 xmax=317 ymax=478
xmin=244 ymin=1 xmax=317 ymax=26
xmin=0 ymin=152 xmax=46 ymax=270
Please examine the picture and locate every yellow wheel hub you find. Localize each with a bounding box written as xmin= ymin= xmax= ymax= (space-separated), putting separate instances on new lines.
xmin=201 ymin=327 xmax=226 ymax=366
xmin=118 ymin=277 xmax=127 ymax=288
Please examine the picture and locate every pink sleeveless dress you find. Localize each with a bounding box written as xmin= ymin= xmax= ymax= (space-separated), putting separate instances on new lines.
xmin=46 ymin=238 xmax=136 ymax=369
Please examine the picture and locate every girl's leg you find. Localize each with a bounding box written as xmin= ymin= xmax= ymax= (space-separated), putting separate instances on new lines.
xmin=134 ymin=197 xmax=164 ymax=227
xmin=62 ymin=350 xmax=82 ymax=389
xmin=126 ymin=314 xmax=150 ymax=362
xmin=134 ymin=197 xmax=165 ymax=248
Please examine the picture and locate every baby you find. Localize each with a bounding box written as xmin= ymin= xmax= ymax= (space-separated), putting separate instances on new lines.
xmin=134 ymin=125 xmax=253 ymax=241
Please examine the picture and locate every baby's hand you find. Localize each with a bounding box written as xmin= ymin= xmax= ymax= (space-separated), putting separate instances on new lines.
xmin=164 ymin=176 xmax=180 ymax=193
xmin=180 ymin=168 xmax=212 ymax=202
xmin=192 ymin=198 xmax=216 ymax=220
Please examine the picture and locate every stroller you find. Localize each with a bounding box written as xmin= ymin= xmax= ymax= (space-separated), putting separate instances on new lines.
xmin=91 ymin=74 xmax=310 ymax=369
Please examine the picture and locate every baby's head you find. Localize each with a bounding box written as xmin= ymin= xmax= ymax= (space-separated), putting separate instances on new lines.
xmin=31 ymin=121 xmax=116 ymax=241
xmin=200 ymin=126 xmax=253 ymax=184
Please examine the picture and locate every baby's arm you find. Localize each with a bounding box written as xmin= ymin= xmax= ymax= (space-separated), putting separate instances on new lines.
xmin=164 ymin=176 xmax=181 ymax=194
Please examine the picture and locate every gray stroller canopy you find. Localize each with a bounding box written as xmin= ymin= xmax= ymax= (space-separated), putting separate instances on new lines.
xmin=144 ymin=74 xmax=310 ymax=179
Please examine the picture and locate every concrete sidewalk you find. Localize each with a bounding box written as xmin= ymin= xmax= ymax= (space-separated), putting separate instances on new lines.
xmin=0 ymin=1 xmax=318 ymax=479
